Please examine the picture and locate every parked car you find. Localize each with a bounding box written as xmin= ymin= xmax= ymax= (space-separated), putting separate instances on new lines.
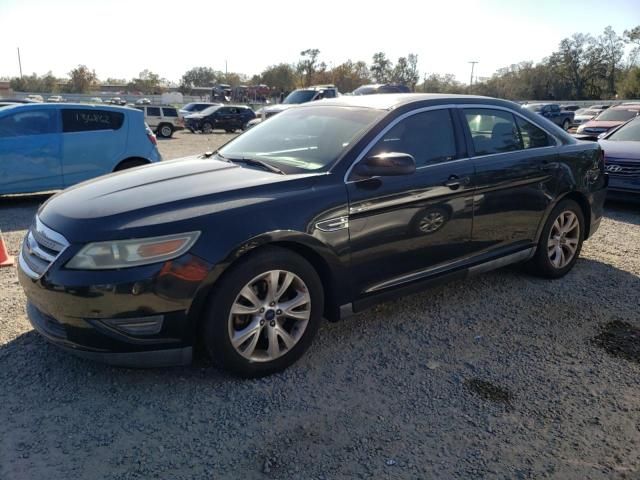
xmin=89 ymin=97 xmax=103 ymax=103
xmin=178 ymin=102 xmax=221 ymax=120
xmin=523 ymin=103 xmax=574 ymax=130
xmin=25 ymin=94 xmax=44 ymax=102
xmin=560 ymin=104 xmax=580 ymax=112
xmin=598 ymin=117 xmax=640 ymax=201
xmin=107 ymin=97 xmax=127 ymax=106
xmin=134 ymin=104 xmax=184 ymax=138
xmin=0 ymin=98 xmax=38 ymax=108
xmin=575 ymin=105 xmax=640 ymax=139
xmin=0 ymin=103 xmax=161 ymax=195
xmin=47 ymin=95 xmax=64 ymax=103
xmin=135 ymin=98 xmax=151 ymax=105
xmin=184 ymin=105 xmax=255 ymax=133
xmin=251 ymin=85 xmax=340 ymax=127
xmin=17 ymin=94 xmax=607 ymax=377
xmin=571 ymin=108 xmax=601 ymax=129
xmin=352 ymin=84 xmax=411 ymax=95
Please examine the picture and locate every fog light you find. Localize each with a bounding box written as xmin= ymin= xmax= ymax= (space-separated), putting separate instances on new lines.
xmin=100 ymin=315 xmax=164 ymax=335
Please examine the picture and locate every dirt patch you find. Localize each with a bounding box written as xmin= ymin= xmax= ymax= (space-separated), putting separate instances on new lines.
xmin=593 ymin=320 xmax=640 ymax=364
xmin=465 ymin=378 xmax=513 ymax=406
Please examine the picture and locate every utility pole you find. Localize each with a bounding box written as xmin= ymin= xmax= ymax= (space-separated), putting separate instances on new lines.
xmin=225 ymin=60 xmax=228 ymax=76
xmin=468 ymin=61 xmax=478 ymax=86
xmin=17 ymin=47 xmax=23 ymax=78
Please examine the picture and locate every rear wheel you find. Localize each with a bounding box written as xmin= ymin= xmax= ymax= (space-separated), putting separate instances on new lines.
xmin=202 ymin=122 xmax=213 ymax=134
xmin=114 ymin=158 xmax=149 ymax=171
xmin=203 ymin=246 xmax=324 ymax=377
xmin=526 ymin=199 xmax=584 ymax=278
xmin=225 ymin=128 xmax=236 ymax=133
xmin=158 ymin=124 xmax=173 ymax=138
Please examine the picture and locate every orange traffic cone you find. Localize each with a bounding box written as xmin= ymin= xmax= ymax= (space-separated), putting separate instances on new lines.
xmin=0 ymin=229 xmax=14 ymax=267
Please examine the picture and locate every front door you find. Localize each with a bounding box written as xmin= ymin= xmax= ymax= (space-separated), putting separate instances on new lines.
xmin=0 ymin=108 xmax=62 ymax=194
xmin=346 ymin=108 xmax=475 ymax=296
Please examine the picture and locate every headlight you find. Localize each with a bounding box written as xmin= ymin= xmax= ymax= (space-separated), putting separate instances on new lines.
xmin=66 ymin=232 xmax=200 ymax=270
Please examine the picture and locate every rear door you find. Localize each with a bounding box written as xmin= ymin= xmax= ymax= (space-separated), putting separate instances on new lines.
xmin=459 ymin=107 xmax=559 ymax=255
xmin=346 ymin=107 xmax=475 ymax=295
xmin=61 ymin=108 xmax=127 ymax=186
xmin=0 ymin=108 xmax=62 ymax=194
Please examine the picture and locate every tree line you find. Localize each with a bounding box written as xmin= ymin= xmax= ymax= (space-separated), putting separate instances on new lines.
xmin=5 ymin=25 xmax=639 ymax=100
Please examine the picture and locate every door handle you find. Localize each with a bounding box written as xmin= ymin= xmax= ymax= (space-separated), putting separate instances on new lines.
xmin=444 ymin=175 xmax=468 ymax=190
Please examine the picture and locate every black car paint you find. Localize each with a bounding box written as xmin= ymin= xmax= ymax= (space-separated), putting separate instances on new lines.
xmin=185 ymin=106 xmax=256 ymax=131
xmin=18 ymin=94 xmax=607 ymax=366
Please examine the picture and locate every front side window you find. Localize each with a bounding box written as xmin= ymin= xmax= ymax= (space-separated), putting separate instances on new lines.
xmin=282 ymin=90 xmax=316 ymax=104
xmin=62 ymin=109 xmax=124 ymax=132
xmin=219 ymin=106 xmax=383 ymax=172
xmin=464 ymin=108 xmax=522 ymax=155
xmin=0 ymin=109 xmax=57 ymax=137
xmin=368 ymin=109 xmax=457 ymax=167
xmin=147 ymin=107 xmax=161 ymax=116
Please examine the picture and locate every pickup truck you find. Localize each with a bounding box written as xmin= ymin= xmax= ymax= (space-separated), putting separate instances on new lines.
xmin=523 ymin=103 xmax=574 ymax=130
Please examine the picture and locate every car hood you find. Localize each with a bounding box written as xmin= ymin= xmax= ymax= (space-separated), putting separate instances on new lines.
xmin=184 ymin=113 xmax=203 ymax=120
xmin=574 ymin=114 xmax=596 ymax=121
xmin=38 ymin=156 xmax=320 ymax=242
xmin=599 ymin=140 xmax=640 ymax=161
xmin=580 ymin=120 xmax=623 ymax=129
xmin=264 ymin=104 xmax=296 ymax=114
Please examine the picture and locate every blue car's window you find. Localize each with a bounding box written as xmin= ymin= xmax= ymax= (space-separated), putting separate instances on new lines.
xmin=62 ymin=109 xmax=124 ymax=132
xmin=0 ymin=110 xmax=57 ymax=137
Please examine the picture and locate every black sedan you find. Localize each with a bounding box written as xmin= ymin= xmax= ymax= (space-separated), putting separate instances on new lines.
xmin=18 ymin=94 xmax=607 ymax=377
xmin=184 ymin=104 xmax=255 ymax=133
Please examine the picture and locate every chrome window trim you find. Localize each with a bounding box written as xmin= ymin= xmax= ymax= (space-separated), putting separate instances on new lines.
xmin=344 ymin=102 xmax=564 ymax=184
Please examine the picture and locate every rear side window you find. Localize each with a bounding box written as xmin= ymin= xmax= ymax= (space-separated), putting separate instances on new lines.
xmin=62 ymin=109 xmax=124 ymax=132
xmin=162 ymin=108 xmax=177 ymax=117
xmin=515 ymin=116 xmax=552 ymax=149
xmin=369 ymin=109 xmax=457 ymax=167
xmin=147 ymin=107 xmax=161 ymax=116
xmin=0 ymin=109 xmax=57 ymax=137
xmin=464 ymin=108 xmax=522 ymax=155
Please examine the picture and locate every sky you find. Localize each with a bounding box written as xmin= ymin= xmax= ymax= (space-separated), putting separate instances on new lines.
xmin=0 ymin=0 xmax=639 ymax=86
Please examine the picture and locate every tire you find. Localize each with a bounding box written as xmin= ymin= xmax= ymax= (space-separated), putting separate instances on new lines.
xmin=202 ymin=122 xmax=213 ymax=134
xmin=158 ymin=124 xmax=173 ymax=138
xmin=202 ymin=246 xmax=324 ymax=377
xmin=114 ymin=158 xmax=149 ymax=171
xmin=526 ymin=199 xmax=584 ymax=278
xmin=562 ymin=119 xmax=570 ymax=131
xmin=225 ymin=128 xmax=236 ymax=133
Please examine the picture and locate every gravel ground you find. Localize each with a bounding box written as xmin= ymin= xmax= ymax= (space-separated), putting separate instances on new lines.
xmin=1 ymin=134 xmax=639 ymax=479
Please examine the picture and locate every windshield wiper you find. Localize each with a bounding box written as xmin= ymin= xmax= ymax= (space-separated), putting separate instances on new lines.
xmin=225 ymin=156 xmax=285 ymax=175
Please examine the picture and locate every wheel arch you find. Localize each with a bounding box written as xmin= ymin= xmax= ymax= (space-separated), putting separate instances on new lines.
xmin=537 ymin=190 xmax=592 ymax=242
xmin=113 ymin=157 xmax=151 ymax=171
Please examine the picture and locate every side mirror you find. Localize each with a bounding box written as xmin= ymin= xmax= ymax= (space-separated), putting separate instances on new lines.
xmin=353 ymin=152 xmax=416 ymax=178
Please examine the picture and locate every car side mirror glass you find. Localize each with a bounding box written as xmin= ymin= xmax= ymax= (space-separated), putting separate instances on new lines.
xmin=353 ymin=152 xmax=416 ymax=178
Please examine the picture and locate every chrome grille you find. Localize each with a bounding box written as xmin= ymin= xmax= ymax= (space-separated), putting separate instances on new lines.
xmin=19 ymin=217 xmax=69 ymax=279
xmin=606 ymin=159 xmax=640 ymax=178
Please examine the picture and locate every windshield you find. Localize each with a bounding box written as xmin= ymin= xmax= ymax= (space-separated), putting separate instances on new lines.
xmin=219 ymin=106 xmax=384 ymax=173
xmin=524 ymin=104 xmax=544 ymax=112
xmin=200 ymin=106 xmax=221 ymax=116
xmin=595 ymin=109 xmax=639 ymax=122
xmin=606 ymin=118 xmax=640 ymax=142
xmin=353 ymin=86 xmax=376 ymax=95
xmin=282 ymin=90 xmax=317 ymax=104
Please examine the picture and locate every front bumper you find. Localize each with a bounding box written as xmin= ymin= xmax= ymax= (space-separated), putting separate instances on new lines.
xmin=18 ymin=251 xmax=212 ymax=368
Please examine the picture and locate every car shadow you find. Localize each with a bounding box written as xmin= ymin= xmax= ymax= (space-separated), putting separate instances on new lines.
xmin=605 ymin=200 xmax=640 ymax=226
xmin=1 ymin=257 xmax=639 ymax=478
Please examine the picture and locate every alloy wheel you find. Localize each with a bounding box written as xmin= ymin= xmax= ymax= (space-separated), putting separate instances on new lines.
xmin=228 ymin=270 xmax=311 ymax=362
xmin=418 ymin=211 xmax=446 ymax=233
xmin=161 ymin=125 xmax=172 ymax=137
xmin=547 ymin=210 xmax=580 ymax=269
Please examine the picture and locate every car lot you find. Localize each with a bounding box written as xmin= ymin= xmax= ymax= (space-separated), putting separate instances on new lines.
xmin=0 ymin=131 xmax=639 ymax=479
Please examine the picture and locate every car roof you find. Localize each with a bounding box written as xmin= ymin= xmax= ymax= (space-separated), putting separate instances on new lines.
xmin=610 ymin=104 xmax=640 ymax=111
xmin=307 ymin=93 xmax=517 ymax=111
xmin=0 ymin=102 xmax=140 ymax=113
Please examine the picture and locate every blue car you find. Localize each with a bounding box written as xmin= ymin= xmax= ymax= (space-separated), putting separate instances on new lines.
xmin=599 ymin=116 xmax=640 ymax=202
xmin=0 ymin=103 xmax=161 ymax=195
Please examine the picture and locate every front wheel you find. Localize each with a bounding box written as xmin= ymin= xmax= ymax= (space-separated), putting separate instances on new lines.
xmin=158 ymin=124 xmax=173 ymax=138
xmin=526 ymin=199 xmax=584 ymax=278
xmin=203 ymin=246 xmax=324 ymax=377
xmin=201 ymin=122 xmax=213 ymax=134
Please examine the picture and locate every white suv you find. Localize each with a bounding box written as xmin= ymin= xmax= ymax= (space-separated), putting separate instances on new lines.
xmin=134 ymin=105 xmax=184 ymax=138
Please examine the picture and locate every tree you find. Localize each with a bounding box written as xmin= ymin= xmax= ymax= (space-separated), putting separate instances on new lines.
xmin=370 ymin=52 xmax=392 ymax=83
xmin=297 ymin=49 xmax=322 ymax=87
xmin=391 ymin=54 xmax=420 ymax=89
xmin=104 ymin=77 xmax=127 ymax=85
xmin=66 ymin=65 xmax=98 ymax=93
xmin=128 ymin=70 xmax=163 ymax=94
xmin=180 ymin=66 xmax=218 ymax=93
xmin=259 ymin=63 xmax=296 ymax=92
xmin=548 ymin=34 xmax=605 ymax=99
xmin=618 ymin=67 xmax=640 ymax=98
xmin=331 ymin=60 xmax=370 ymax=93
xmin=599 ymin=26 xmax=625 ymax=96
xmin=624 ymin=25 xmax=640 ymax=65
xmin=420 ymin=73 xmax=464 ymax=94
